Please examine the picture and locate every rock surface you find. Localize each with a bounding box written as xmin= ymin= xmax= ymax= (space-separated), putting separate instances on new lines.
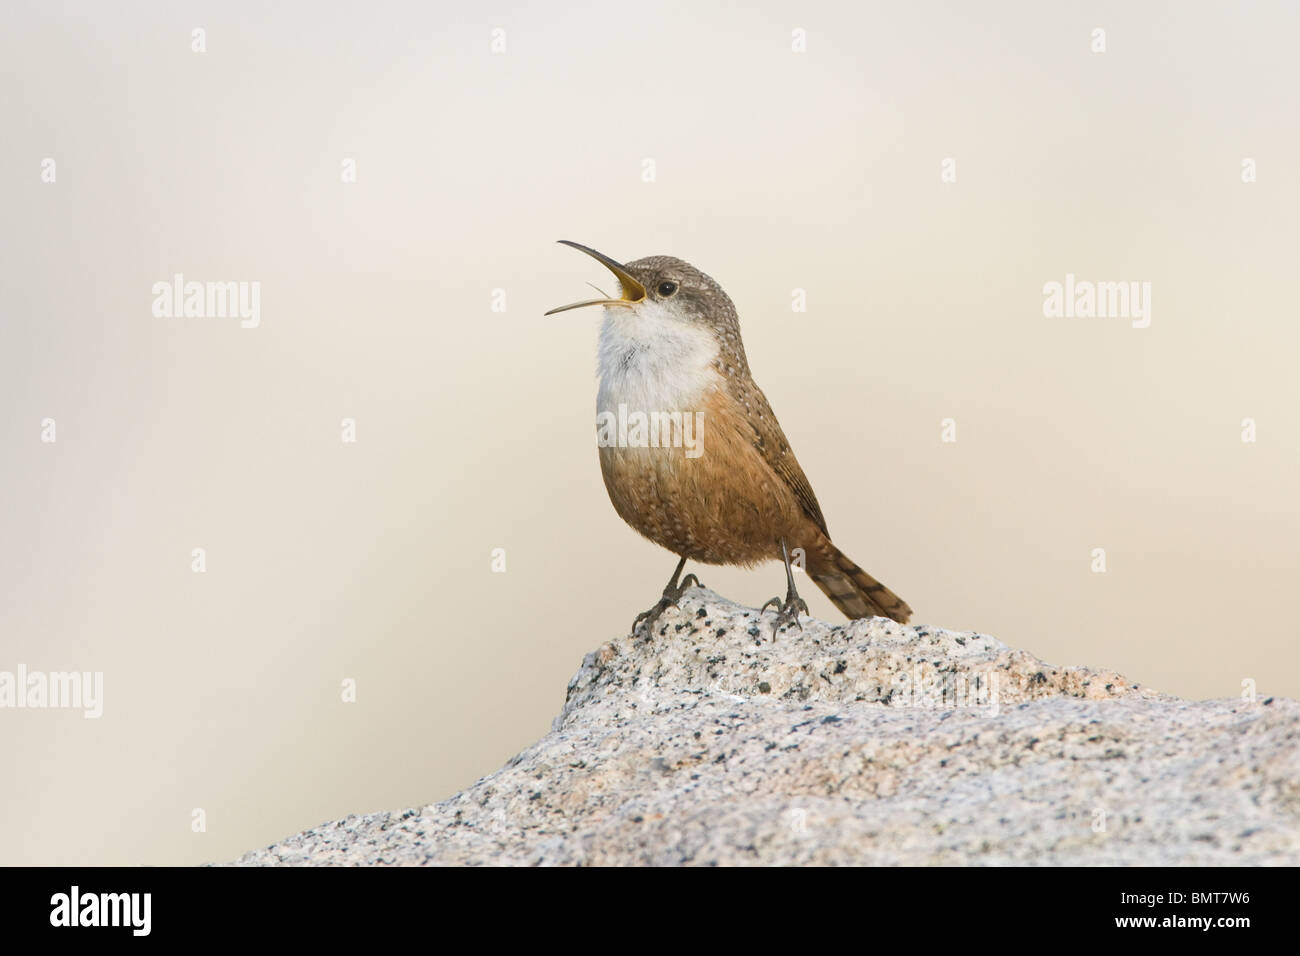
xmin=232 ymin=588 xmax=1300 ymax=865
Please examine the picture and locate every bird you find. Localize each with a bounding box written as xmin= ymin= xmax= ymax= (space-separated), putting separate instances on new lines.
xmin=546 ymin=240 xmax=912 ymax=637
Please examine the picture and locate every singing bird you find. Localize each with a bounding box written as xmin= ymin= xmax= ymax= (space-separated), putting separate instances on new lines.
xmin=547 ymin=241 xmax=912 ymax=636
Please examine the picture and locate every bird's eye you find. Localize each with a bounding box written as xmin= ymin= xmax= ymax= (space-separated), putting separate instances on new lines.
xmin=658 ymin=281 xmax=678 ymax=297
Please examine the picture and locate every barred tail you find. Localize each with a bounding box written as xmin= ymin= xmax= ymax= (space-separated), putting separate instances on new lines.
xmin=808 ymin=542 xmax=912 ymax=623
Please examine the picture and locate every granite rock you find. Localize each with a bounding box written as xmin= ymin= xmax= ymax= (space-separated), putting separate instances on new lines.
xmin=231 ymin=588 xmax=1300 ymax=865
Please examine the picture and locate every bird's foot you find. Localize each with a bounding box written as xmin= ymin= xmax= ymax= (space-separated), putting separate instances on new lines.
xmin=633 ymin=573 xmax=701 ymax=637
xmin=761 ymin=592 xmax=809 ymax=639
xmin=761 ymin=538 xmax=808 ymax=640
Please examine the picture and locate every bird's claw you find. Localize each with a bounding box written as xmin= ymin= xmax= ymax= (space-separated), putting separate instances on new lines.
xmin=762 ymin=594 xmax=809 ymax=639
xmin=633 ymin=597 xmax=675 ymax=636
xmin=632 ymin=573 xmax=704 ymax=638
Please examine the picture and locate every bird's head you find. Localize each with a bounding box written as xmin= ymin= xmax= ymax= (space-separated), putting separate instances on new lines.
xmin=545 ymin=240 xmax=734 ymax=331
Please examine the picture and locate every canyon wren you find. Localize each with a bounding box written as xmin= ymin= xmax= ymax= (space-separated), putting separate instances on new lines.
xmin=546 ymin=240 xmax=912 ymax=637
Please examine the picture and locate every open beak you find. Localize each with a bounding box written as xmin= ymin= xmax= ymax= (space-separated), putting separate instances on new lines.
xmin=545 ymin=240 xmax=647 ymax=315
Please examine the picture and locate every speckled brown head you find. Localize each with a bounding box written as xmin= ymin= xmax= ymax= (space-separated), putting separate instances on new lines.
xmin=545 ymin=240 xmax=748 ymax=370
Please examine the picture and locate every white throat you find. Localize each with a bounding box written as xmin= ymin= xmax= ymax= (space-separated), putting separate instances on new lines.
xmin=596 ymin=300 xmax=720 ymax=414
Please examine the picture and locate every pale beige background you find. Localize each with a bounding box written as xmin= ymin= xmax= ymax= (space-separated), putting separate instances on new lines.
xmin=1 ymin=1 xmax=1297 ymax=866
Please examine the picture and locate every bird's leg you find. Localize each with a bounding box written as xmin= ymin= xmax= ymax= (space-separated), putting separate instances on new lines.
xmin=761 ymin=539 xmax=810 ymax=638
xmin=632 ymin=556 xmax=702 ymax=637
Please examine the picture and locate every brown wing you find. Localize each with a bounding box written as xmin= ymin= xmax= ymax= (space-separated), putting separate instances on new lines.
xmin=727 ymin=375 xmax=830 ymax=539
